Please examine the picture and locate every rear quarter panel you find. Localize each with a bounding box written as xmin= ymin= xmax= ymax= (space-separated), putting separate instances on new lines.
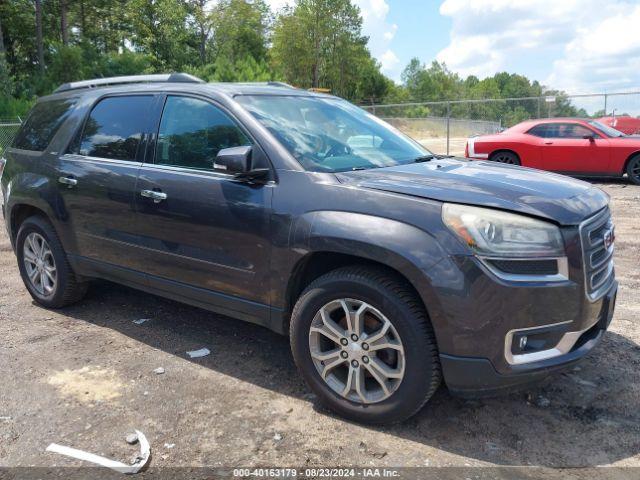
xmin=608 ymin=139 xmax=640 ymax=174
xmin=467 ymin=133 xmax=542 ymax=168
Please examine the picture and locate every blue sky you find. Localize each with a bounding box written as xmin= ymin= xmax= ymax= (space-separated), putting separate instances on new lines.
xmin=268 ymin=0 xmax=640 ymax=95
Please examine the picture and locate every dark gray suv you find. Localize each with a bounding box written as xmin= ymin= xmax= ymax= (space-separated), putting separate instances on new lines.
xmin=1 ymin=74 xmax=617 ymax=423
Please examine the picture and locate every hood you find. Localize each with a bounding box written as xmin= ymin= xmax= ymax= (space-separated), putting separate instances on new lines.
xmin=337 ymin=159 xmax=609 ymax=225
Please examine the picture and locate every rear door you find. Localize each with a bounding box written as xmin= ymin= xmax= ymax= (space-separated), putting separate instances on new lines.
xmin=539 ymin=122 xmax=611 ymax=173
xmin=58 ymin=94 xmax=156 ymax=276
xmin=132 ymin=94 xmax=274 ymax=315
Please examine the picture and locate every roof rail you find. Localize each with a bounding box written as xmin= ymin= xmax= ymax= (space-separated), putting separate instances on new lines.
xmin=266 ymin=81 xmax=296 ymax=89
xmin=54 ymin=73 xmax=205 ymax=93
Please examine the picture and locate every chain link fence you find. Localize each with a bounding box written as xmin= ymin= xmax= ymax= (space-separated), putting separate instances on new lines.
xmin=363 ymin=91 xmax=640 ymax=156
xmin=0 ymin=119 xmax=21 ymax=156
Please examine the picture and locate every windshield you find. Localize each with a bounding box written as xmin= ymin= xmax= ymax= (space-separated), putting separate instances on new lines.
xmin=235 ymin=95 xmax=431 ymax=172
xmin=589 ymin=120 xmax=625 ymax=138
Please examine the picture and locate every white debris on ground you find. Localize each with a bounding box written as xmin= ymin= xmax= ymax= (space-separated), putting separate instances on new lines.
xmin=46 ymin=429 xmax=150 ymax=474
xmin=186 ymin=348 xmax=210 ymax=358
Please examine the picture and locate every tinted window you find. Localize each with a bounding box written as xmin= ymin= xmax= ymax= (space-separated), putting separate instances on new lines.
xmin=545 ymin=123 xmax=597 ymax=139
xmin=527 ymin=124 xmax=549 ymax=138
xmin=13 ymin=99 xmax=76 ymax=151
xmin=155 ymin=96 xmax=250 ymax=171
xmin=78 ymin=96 xmax=153 ymax=161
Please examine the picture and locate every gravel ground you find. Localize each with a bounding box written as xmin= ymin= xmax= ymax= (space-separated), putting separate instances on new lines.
xmin=0 ymin=181 xmax=639 ymax=472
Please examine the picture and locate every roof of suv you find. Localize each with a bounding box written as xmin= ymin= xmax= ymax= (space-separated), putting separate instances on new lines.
xmin=43 ymin=74 xmax=329 ymax=102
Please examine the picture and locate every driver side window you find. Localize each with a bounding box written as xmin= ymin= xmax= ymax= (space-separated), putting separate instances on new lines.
xmin=548 ymin=123 xmax=597 ymax=139
xmin=155 ymin=96 xmax=251 ymax=171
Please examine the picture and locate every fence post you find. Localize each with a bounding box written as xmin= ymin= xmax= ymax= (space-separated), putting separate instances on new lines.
xmin=446 ymin=101 xmax=451 ymax=156
xmin=603 ymin=94 xmax=608 ymax=116
xmin=537 ymin=96 xmax=541 ymax=118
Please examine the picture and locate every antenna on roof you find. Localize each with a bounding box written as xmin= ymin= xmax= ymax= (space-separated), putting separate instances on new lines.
xmin=54 ymin=73 xmax=205 ymax=93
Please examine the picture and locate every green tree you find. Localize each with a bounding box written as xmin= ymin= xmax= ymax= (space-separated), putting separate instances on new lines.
xmin=128 ymin=0 xmax=197 ymax=70
xmin=271 ymin=0 xmax=373 ymax=99
xmin=211 ymin=0 xmax=271 ymax=65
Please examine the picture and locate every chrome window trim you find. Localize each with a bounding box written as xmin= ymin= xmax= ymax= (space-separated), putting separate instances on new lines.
xmin=504 ymin=317 xmax=598 ymax=365
xmin=478 ymin=256 xmax=569 ymax=283
xmin=59 ymin=153 xmax=142 ymax=168
xmin=138 ymin=162 xmax=236 ymax=179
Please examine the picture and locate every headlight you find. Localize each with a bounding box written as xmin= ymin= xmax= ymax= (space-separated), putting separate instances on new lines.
xmin=442 ymin=203 xmax=564 ymax=257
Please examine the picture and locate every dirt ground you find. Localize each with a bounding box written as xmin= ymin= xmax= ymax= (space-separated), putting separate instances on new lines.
xmin=1 ymin=180 xmax=639 ymax=473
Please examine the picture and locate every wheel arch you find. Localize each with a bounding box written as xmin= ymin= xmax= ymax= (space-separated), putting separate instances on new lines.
xmin=277 ymin=211 xmax=452 ymax=341
xmin=284 ymin=251 xmax=427 ymax=325
xmin=622 ymin=151 xmax=640 ymax=176
xmin=9 ymin=203 xmax=50 ymax=247
xmin=489 ymin=148 xmax=521 ymax=163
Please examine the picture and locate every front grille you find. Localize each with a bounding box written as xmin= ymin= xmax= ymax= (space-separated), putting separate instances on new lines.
xmin=580 ymin=208 xmax=615 ymax=301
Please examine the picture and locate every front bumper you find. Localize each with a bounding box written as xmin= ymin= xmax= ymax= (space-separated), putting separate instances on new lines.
xmin=440 ymin=280 xmax=617 ymax=397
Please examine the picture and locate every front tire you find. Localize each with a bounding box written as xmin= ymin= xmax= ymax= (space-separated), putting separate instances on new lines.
xmin=490 ymin=150 xmax=521 ymax=165
xmin=290 ymin=266 xmax=441 ymax=424
xmin=16 ymin=216 xmax=88 ymax=308
xmin=626 ymin=155 xmax=640 ymax=185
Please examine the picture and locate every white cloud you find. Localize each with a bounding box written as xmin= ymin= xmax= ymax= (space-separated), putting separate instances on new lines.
xmin=436 ymin=0 xmax=640 ymax=94
xmin=264 ymin=0 xmax=294 ymax=12
xmin=379 ymin=49 xmax=400 ymax=72
xmin=547 ymin=4 xmax=640 ymax=93
xmin=353 ymin=0 xmax=401 ymax=79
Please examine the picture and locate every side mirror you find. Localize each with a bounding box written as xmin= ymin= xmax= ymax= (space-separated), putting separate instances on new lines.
xmin=214 ymin=145 xmax=269 ymax=183
xmin=583 ymin=134 xmax=596 ymax=142
xmin=214 ymin=145 xmax=252 ymax=174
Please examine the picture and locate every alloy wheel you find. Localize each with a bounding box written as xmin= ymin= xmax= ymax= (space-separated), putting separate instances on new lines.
xmin=494 ymin=153 xmax=517 ymax=164
xmin=308 ymin=298 xmax=405 ymax=404
xmin=23 ymin=232 xmax=57 ymax=297
xmin=631 ymin=159 xmax=640 ymax=182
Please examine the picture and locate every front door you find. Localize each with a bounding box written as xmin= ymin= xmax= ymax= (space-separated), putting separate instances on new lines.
xmin=58 ymin=94 xmax=156 ymax=275
xmin=132 ymin=95 xmax=274 ymax=317
xmin=540 ymin=122 xmax=610 ymax=173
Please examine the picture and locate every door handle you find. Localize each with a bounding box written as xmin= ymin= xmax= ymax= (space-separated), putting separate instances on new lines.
xmin=140 ymin=189 xmax=167 ymax=203
xmin=544 ymin=141 xmax=554 ymax=145
xmin=58 ymin=176 xmax=78 ymax=188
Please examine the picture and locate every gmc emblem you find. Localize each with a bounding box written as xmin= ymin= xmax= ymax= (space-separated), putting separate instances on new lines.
xmin=603 ymin=227 xmax=615 ymax=249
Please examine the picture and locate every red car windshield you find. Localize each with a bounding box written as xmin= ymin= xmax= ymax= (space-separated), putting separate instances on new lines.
xmin=588 ymin=120 xmax=626 ymax=138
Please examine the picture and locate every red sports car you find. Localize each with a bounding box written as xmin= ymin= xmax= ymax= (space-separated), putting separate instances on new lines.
xmin=465 ymin=118 xmax=640 ymax=184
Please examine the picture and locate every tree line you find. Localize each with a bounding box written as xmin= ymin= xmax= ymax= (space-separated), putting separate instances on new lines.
xmin=0 ymin=0 xmax=586 ymax=125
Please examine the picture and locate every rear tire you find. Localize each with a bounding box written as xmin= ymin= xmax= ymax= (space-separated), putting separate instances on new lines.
xmin=626 ymin=155 xmax=640 ymax=185
xmin=290 ymin=266 xmax=441 ymax=424
xmin=490 ymin=150 xmax=521 ymax=165
xmin=16 ymin=216 xmax=88 ymax=308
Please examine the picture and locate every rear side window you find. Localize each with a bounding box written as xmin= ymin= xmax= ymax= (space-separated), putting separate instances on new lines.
xmin=526 ymin=124 xmax=549 ymax=138
xmin=155 ymin=96 xmax=251 ymax=171
xmin=77 ymin=96 xmax=153 ymax=161
xmin=13 ymin=99 xmax=76 ymax=151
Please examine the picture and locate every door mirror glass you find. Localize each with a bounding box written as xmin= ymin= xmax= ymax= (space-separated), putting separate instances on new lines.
xmin=214 ymin=146 xmax=252 ymax=174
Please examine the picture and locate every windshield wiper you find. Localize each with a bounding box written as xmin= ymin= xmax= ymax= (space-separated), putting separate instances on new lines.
xmin=413 ymin=155 xmax=435 ymax=163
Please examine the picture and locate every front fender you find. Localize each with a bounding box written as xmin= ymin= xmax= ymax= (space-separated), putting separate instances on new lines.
xmin=309 ymin=210 xmax=447 ymax=281
xmin=302 ymin=211 xmax=461 ymax=350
